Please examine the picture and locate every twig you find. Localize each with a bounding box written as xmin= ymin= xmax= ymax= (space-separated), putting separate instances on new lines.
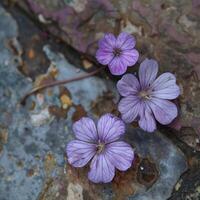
xmin=20 ymin=66 xmax=105 ymax=105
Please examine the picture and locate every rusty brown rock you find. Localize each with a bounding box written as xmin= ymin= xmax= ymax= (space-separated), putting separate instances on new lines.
xmin=112 ymin=155 xmax=141 ymax=200
xmin=72 ymin=104 xmax=87 ymax=122
xmin=91 ymin=91 xmax=118 ymax=117
xmin=0 ymin=127 xmax=8 ymax=155
xmin=137 ymin=158 xmax=159 ymax=188
xmin=44 ymin=152 xmax=57 ymax=176
xmin=49 ymin=105 xmax=68 ymax=118
xmin=0 ymin=127 xmax=8 ymax=144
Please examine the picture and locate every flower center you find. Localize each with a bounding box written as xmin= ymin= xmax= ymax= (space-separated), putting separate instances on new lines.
xmin=113 ymin=48 xmax=122 ymax=57
xmin=96 ymin=142 xmax=105 ymax=154
xmin=139 ymin=90 xmax=150 ymax=100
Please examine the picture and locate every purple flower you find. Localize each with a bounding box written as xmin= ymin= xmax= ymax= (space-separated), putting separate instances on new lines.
xmin=66 ymin=114 xmax=134 ymax=183
xmin=117 ymin=58 xmax=180 ymax=132
xmin=96 ymin=32 xmax=139 ymax=75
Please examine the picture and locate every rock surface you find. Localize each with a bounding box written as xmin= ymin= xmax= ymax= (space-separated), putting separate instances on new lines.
xmin=15 ymin=0 xmax=200 ymax=151
xmin=0 ymin=5 xmax=188 ymax=200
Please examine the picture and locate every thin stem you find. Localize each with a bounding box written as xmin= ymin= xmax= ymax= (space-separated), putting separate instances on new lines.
xmin=20 ymin=66 xmax=105 ymax=105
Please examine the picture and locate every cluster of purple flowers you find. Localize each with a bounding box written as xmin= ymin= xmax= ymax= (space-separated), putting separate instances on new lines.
xmin=66 ymin=32 xmax=180 ymax=183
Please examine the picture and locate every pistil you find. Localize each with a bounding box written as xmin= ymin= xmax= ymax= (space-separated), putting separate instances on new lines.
xmin=96 ymin=142 xmax=105 ymax=154
xmin=139 ymin=90 xmax=150 ymax=100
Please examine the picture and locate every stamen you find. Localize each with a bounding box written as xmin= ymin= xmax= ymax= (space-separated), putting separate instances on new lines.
xmin=139 ymin=90 xmax=151 ymax=100
xmin=113 ymin=48 xmax=122 ymax=57
xmin=96 ymin=142 xmax=105 ymax=154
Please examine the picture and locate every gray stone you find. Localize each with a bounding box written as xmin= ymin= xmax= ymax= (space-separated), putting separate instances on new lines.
xmin=127 ymin=128 xmax=187 ymax=200
xmin=17 ymin=0 xmax=200 ymax=145
xmin=0 ymin=5 xmax=187 ymax=200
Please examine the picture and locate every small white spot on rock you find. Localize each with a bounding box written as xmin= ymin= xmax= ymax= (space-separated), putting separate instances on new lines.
xmin=195 ymin=138 xmax=199 ymax=144
xmin=38 ymin=14 xmax=51 ymax=24
xmin=140 ymin=166 xmax=144 ymax=171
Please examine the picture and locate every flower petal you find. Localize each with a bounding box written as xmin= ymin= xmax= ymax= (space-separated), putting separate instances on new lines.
xmin=97 ymin=114 xmax=125 ymax=143
xmin=88 ymin=154 xmax=115 ymax=183
xmin=73 ymin=117 xmax=98 ymax=142
xmin=66 ymin=140 xmax=96 ymax=168
xmin=116 ymin=32 xmax=136 ymax=50
xmin=118 ymin=95 xmax=141 ymax=123
xmin=96 ymin=49 xmax=114 ymax=65
xmin=98 ymin=33 xmax=116 ymax=51
xmin=149 ymin=98 xmax=178 ymax=125
xmin=117 ymin=73 xmax=140 ymax=96
xmin=138 ymin=103 xmax=156 ymax=132
xmin=139 ymin=58 xmax=158 ymax=89
xmin=121 ymin=49 xmax=139 ymax=66
xmin=151 ymin=72 xmax=180 ymax=99
xmin=108 ymin=57 xmax=127 ymax=75
xmin=106 ymin=141 xmax=134 ymax=171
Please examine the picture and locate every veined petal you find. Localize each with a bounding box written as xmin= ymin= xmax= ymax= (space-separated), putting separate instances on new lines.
xmin=106 ymin=141 xmax=134 ymax=171
xmin=139 ymin=59 xmax=158 ymax=89
xmin=151 ymin=72 xmax=180 ymax=99
xmin=117 ymin=74 xmax=140 ymax=96
xmin=118 ymin=95 xmax=141 ymax=123
xmin=116 ymin=32 xmax=136 ymax=50
xmin=138 ymin=103 xmax=156 ymax=132
xmin=73 ymin=117 xmax=98 ymax=142
xmin=88 ymin=154 xmax=115 ymax=183
xmin=149 ymin=98 xmax=178 ymax=125
xmin=98 ymin=33 xmax=116 ymax=51
xmin=96 ymin=49 xmax=114 ymax=65
xmin=97 ymin=114 xmax=125 ymax=143
xmin=121 ymin=49 xmax=139 ymax=66
xmin=66 ymin=140 xmax=96 ymax=168
xmin=108 ymin=57 xmax=127 ymax=75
